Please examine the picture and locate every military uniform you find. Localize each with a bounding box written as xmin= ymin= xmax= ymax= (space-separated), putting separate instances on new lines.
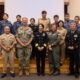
xmin=57 ymin=27 xmax=67 ymax=65
xmin=13 ymin=21 xmax=22 ymax=35
xmin=29 ymin=24 xmax=38 ymax=59
xmin=38 ymin=18 xmax=51 ymax=32
xmin=0 ymin=33 xmax=16 ymax=74
xmin=48 ymin=31 xmax=60 ymax=75
xmin=0 ymin=20 xmax=13 ymax=34
xmin=16 ymin=26 xmax=33 ymax=72
xmin=65 ymin=30 xmax=80 ymax=77
xmin=34 ymin=31 xmax=48 ymax=75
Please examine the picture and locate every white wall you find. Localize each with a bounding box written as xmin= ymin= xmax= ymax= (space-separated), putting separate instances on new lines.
xmin=68 ymin=0 xmax=80 ymax=19
xmin=5 ymin=0 xmax=64 ymax=23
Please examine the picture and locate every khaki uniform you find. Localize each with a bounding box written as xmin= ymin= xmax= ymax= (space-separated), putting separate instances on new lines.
xmin=57 ymin=27 xmax=67 ymax=64
xmin=0 ymin=33 xmax=16 ymax=73
xmin=16 ymin=26 xmax=33 ymax=71
xmin=38 ymin=18 xmax=51 ymax=32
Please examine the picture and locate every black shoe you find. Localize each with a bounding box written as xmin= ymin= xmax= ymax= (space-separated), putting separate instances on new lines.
xmin=41 ymin=73 xmax=45 ymax=76
xmin=1 ymin=73 xmax=7 ymax=78
xmin=37 ymin=73 xmax=41 ymax=76
xmin=53 ymin=71 xmax=60 ymax=76
xmin=10 ymin=73 xmax=16 ymax=77
xmin=75 ymin=73 xmax=79 ymax=78
xmin=68 ymin=72 xmax=74 ymax=76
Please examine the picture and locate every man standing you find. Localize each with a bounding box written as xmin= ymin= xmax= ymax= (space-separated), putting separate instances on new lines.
xmin=16 ymin=17 xmax=33 ymax=76
xmin=0 ymin=26 xmax=16 ymax=78
xmin=13 ymin=15 xmax=22 ymax=35
xmin=0 ymin=13 xmax=13 ymax=34
xmin=64 ymin=13 xmax=73 ymax=31
xmin=65 ymin=22 xmax=80 ymax=78
xmin=38 ymin=10 xmax=51 ymax=32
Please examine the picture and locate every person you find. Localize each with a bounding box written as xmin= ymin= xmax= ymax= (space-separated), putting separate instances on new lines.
xmin=0 ymin=13 xmax=13 ymax=34
xmin=38 ymin=10 xmax=51 ymax=32
xmin=48 ymin=24 xmax=60 ymax=76
xmin=29 ymin=18 xmax=38 ymax=59
xmin=64 ymin=13 xmax=73 ymax=31
xmin=16 ymin=17 xmax=33 ymax=76
xmin=74 ymin=16 xmax=80 ymax=31
xmin=34 ymin=24 xmax=48 ymax=76
xmin=52 ymin=15 xmax=59 ymax=27
xmin=57 ymin=20 xmax=67 ymax=65
xmin=65 ymin=21 xmax=80 ymax=78
xmin=0 ymin=26 xmax=16 ymax=78
xmin=13 ymin=15 xmax=22 ymax=35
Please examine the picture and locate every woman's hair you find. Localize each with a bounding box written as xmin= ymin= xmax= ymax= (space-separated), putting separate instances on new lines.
xmin=58 ymin=20 xmax=64 ymax=27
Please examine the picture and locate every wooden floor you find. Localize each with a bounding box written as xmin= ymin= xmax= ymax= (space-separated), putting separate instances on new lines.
xmin=0 ymin=56 xmax=69 ymax=74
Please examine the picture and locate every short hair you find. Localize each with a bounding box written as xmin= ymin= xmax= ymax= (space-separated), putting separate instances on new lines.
xmin=54 ymin=15 xmax=59 ymax=18
xmin=75 ymin=16 xmax=80 ymax=19
xmin=3 ymin=13 xmax=9 ymax=17
xmin=65 ymin=13 xmax=70 ymax=16
xmin=39 ymin=24 xmax=44 ymax=28
xmin=41 ymin=10 xmax=47 ymax=14
xmin=30 ymin=18 xmax=35 ymax=22
xmin=16 ymin=15 xmax=21 ymax=18
xmin=58 ymin=20 xmax=64 ymax=27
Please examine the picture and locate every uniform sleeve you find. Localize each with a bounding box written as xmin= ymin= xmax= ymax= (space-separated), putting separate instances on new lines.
xmin=43 ymin=33 xmax=49 ymax=47
xmin=52 ymin=33 xmax=60 ymax=46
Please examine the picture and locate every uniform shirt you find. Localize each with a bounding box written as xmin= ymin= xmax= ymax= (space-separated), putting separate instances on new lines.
xmin=16 ymin=26 xmax=33 ymax=48
xmin=65 ymin=30 xmax=80 ymax=50
xmin=13 ymin=21 xmax=22 ymax=35
xmin=34 ymin=32 xmax=48 ymax=47
xmin=0 ymin=21 xmax=2 ymax=35
xmin=48 ymin=31 xmax=60 ymax=46
xmin=0 ymin=33 xmax=16 ymax=52
xmin=57 ymin=27 xmax=67 ymax=44
xmin=28 ymin=24 xmax=38 ymax=34
xmin=38 ymin=18 xmax=50 ymax=31
xmin=64 ymin=20 xmax=73 ymax=31
xmin=0 ymin=20 xmax=13 ymax=34
xmin=76 ymin=23 xmax=80 ymax=31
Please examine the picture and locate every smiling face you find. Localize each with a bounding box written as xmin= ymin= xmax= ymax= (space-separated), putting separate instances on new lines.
xmin=39 ymin=24 xmax=44 ymax=32
xmin=52 ymin=24 xmax=57 ymax=32
xmin=22 ymin=17 xmax=28 ymax=26
xmin=70 ymin=22 xmax=77 ymax=31
xmin=4 ymin=26 xmax=10 ymax=34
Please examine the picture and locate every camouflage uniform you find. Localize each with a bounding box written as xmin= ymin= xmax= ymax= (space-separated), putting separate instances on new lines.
xmin=0 ymin=33 xmax=16 ymax=73
xmin=16 ymin=26 xmax=33 ymax=71
xmin=48 ymin=31 xmax=60 ymax=74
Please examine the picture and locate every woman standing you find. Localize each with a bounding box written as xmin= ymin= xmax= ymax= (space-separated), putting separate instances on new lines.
xmin=48 ymin=24 xmax=60 ymax=76
xmin=34 ymin=24 xmax=48 ymax=76
xmin=57 ymin=20 xmax=67 ymax=65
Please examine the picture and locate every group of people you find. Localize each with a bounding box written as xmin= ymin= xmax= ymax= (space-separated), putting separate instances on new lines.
xmin=0 ymin=11 xmax=80 ymax=79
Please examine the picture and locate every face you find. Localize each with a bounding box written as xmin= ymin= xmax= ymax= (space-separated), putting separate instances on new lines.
xmin=42 ymin=13 xmax=47 ymax=18
xmin=4 ymin=26 xmax=10 ymax=34
xmin=39 ymin=25 xmax=44 ymax=32
xmin=52 ymin=24 xmax=57 ymax=32
xmin=30 ymin=19 xmax=35 ymax=25
xmin=16 ymin=16 xmax=21 ymax=21
xmin=65 ymin=15 xmax=70 ymax=21
xmin=3 ymin=14 xmax=8 ymax=20
xmin=59 ymin=21 xmax=63 ymax=27
xmin=70 ymin=22 xmax=76 ymax=31
xmin=74 ymin=17 xmax=79 ymax=23
xmin=54 ymin=17 xmax=59 ymax=22
xmin=22 ymin=18 xmax=28 ymax=26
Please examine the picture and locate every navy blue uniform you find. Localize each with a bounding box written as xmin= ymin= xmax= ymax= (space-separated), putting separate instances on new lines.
xmin=34 ymin=31 xmax=48 ymax=75
xmin=0 ymin=20 xmax=13 ymax=34
xmin=13 ymin=21 xmax=22 ymax=35
xmin=65 ymin=30 xmax=80 ymax=77
xmin=29 ymin=24 xmax=38 ymax=59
